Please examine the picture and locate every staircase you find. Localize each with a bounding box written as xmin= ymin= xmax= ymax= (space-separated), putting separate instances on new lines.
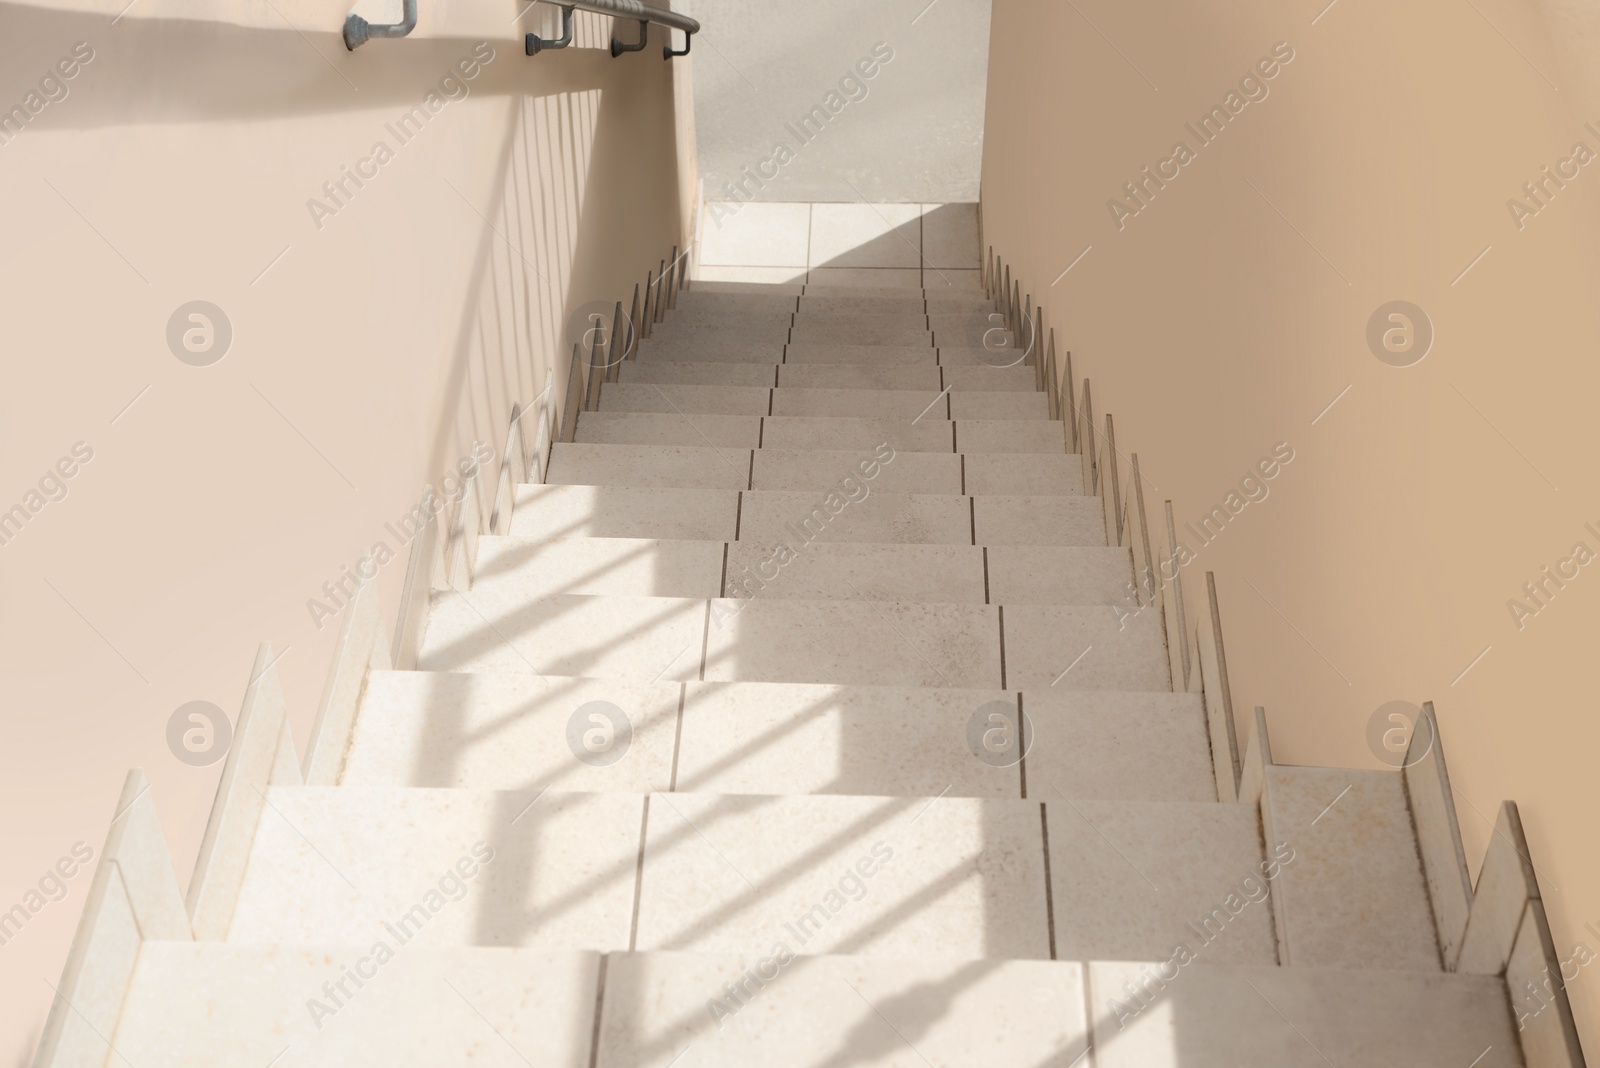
xmin=40 ymin=230 xmax=1570 ymax=1066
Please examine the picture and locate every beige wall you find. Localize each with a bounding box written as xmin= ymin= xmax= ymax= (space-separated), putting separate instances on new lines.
xmin=983 ymin=0 xmax=1600 ymax=1046
xmin=0 ymin=1 xmax=690 ymax=1060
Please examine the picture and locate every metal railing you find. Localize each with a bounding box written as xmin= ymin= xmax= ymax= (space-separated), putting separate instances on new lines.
xmin=343 ymin=0 xmax=699 ymax=56
xmin=528 ymin=0 xmax=699 ymax=58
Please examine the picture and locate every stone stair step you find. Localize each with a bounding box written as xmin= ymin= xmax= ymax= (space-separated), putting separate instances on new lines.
xmin=419 ymin=592 xmax=706 ymax=679
xmin=774 ymin=364 xmax=942 ymax=390
xmin=108 ymin=943 xmax=602 ymax=1067
xmin=941 ymin=364 xmax=1038 ymax=388
xmin=1045 ymin=799 xmax=1278 ymax=964
xmin=736 ymin=490 xmax=975 ymax=545
xmin=1026 ymin=690 xmax=1217 ymax=802
xmin=751 ymin=448 xmax=959 ymax=493
xmin=344 ymin=671 xmax=682 ymax=791
xmin=935 ymin=346 xmax=1033 ymax=368
xmin=228 ymin=786 xmax=645 ymax=949
xmin=598 ymin=383 xmax=772 ymax=415
xmin=510 ymin=484 xmax=739 ymax=541
xmin=949 ymin=389 xmax=1050 ymax=418
xmin=964 ymin=453 xmax=1080 ymax=494
xmin=957 ymin=419 xmax=1067 ymax=454
xmin=597 ymin=951 xmax=1087 ymax=1067
xmin=635 ymin=339 xmax=784 ymax=363
xmin=575 ymin=411 xmax=762 ymax=448
xmin=548 ymin=443 xmax=751 ymax=490
xmin=1262 ymin=766 xmax=1443 ymax=971
xmin=759 ymin=416 xmax=955 ymax=452
xmin=617 ymin=362 xmax=778 ymax=387
xmin=723 ymin=542 xmax=987 ymax=602
xmin=781 ymin=344 xmax=937 ymax=365
xmin=986 ymin=545 xmax=1134 ymax=603
xmin=1088 ymin=961 xmax=1521 ymax=1067
xmin=974 ymin=494 xmax=1107 ymax=545
xmin=346 ymin=673 xmax=1216 ymax=802
xmin=769 ymin=388 xmax=954 ymax=419
xmin=1001 ymin=603 xmax=1170 ymax=691
xmin=704 ymin=598 xmax=1002 ymax=688
xmin=632 ymin=792 xmax=1050 ymax=959
xmin=467 ymin=535 xmax=724 ymax=600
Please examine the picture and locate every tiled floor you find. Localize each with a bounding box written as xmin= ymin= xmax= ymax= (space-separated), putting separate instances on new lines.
xmin=697 ymin=201 xmax=983 ymax=292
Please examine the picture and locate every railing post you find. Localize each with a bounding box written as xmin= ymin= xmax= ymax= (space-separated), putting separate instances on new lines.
xmin=666 ymin=245 xmax=679 ymax=310
xmin=608 ymin=301 xmax=625 ymax=382
xmin=628 ymin=283 xmax=642 ymax=356
xmin=1131 ymin=454 xmax=1156 ymax=607
xmin=1164 ymin=500 xmax=1192 ymax=690
xmin=560 ymin=342 xmax=584 ymax=443
xmin=640 ymin=271 xmax=655 ymax=339
xmin=1045 ymin=330 xmax=1060 ymax=422
xmin=1106 ymin=413 xmax=1124 ymax=546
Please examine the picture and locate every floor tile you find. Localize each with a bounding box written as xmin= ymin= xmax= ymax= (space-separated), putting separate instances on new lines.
xmin=920 ymin=203 xmax=981 ymax=268
xmin=808 ymin=202 xmax=923 ymax=268
xmin=700 ymin=202 xmax=811 ymax=267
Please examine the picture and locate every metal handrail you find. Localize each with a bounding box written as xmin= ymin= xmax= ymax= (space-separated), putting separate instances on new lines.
xmin=526 ymin=0 xmax=698 ymax=58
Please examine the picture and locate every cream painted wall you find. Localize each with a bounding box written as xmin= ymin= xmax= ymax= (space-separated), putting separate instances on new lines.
xmin=0 ymin=1 xmax=691 ymax=1060
xmin=983 ymin=0 xmax=1600 ymax=1047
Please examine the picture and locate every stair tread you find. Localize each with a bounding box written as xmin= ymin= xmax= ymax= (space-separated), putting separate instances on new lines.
xmin=107 ymin=943 xmax=1523 ymax=1068
xmin=349 ymin=673 xmax=1216 ymax=801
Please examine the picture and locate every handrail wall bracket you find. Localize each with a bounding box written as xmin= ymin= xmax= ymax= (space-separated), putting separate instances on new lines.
xmin=611 ymin=19 xmax=648 ymax=57
xmin=343 ymin=0 xmax=418 ymax=50
xmin=528 ymin=3 xmax=576 ymax=54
